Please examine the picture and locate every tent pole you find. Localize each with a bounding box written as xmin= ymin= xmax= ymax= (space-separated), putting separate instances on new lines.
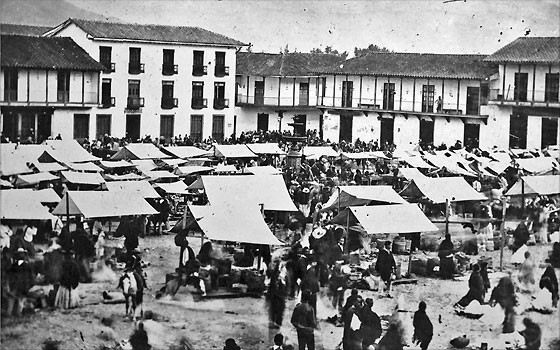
xmin=274 ymin=211 xmax=277 ymax=235
xmin=65 ymin=193 xmax=70 ymax=228
xmin=337 ymin=187 xmax=341 ymax=215
xmin=521 ymin=178 xmax=525 ymax=216
xmin=445 ymin=198 xmax=450 ymax=236
xmin=345 ymin=209 xmax=350 ymax=254
xmin=500 ymin=195 xmax=507 ymax=271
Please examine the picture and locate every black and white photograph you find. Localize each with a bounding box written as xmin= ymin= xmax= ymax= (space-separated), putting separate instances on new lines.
xmin=0 ymin=0 xmax=559 ymax=349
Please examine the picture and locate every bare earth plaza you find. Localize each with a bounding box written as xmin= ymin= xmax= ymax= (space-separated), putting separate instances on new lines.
xmin=0 ymin=1 xmax=559 ymax=349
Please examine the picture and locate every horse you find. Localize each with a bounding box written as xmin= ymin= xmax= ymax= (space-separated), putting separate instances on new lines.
xmin=118 ymin=271 xmax=144 ymax=320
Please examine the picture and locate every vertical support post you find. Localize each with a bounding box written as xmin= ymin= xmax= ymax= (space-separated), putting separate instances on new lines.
xmin=278 ymin=77 xmax=281 ymax=106
xmin=246 ymin=76 xmax=250 ymax=103
xmin=359 ymin=75 xmax=363 ymax=107
xmin=412 ymin=78 xmax=416 ymax=112
xmin=333 ymin=75 xmax=336 ymax=106
xmin=374 ymin=76 xmax=377 ymax=107
xmin=65 ymin=193 xmax=70 ymax=228
xmin=258 ymin=203 xmax=265 ymax=271
xmin=502 ymin=64 xmax=507 ymax=102
xmin=521 ymin=177 xmax=525 ymax=215
xmin=274 ymin=210 xmax=277 ymax=235
xmin=532 ymin=64 xmax=536 ymax=104
xmin=27 ymin=70 xmax=30 ymax=104
xmin=293 ymin=78 xmax=296 ymax=107
xmin=337 ymin=186 xmax=341 ymax=214
xmin=81 ymin=71 xmax=85 ymax=105
xmin=427 ymin=78 xmax=430 ymax=112
xmin=399 ymin=78 xmax=403 ymax=110
xmin=345 ymin=209 xmax=350 ymax=254
xmin=456 ymin=79 xmax=460 ymax=112
xmin=34 ymin=113 xmax=38 ymax=143
xmin=500 ymin=196 xmax=507 ymax=271
xmin=441 ymin=78 xmax=445 ymax=111
xmin=45 ymin=70 xmax=49 ymax=104
xmin=445 ymin=198 xmax=450 ymax=236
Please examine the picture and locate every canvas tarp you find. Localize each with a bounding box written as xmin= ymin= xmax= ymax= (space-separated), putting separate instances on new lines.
xmin=1 ymin=192 xmax=56 ymax=221
xmin=331 ymin=204 xmax=438 ymax=235
xmin=302 ymin=146 xmax=339 ymax=158
xmin=506 ymin=175 xmax=560 ymax=196
xmin=173 ymin=166 xmax=215 ymax=176
xmin=0 ymin=188 xmax=60 ymax=204
xmin=243 ymin=166 xmax=283 ymax=176
xmin=188 ymin=204 xmax=283 ymax=245
xmin=15 ymin=172 xmax=59 ymax=186
xmin=400 ymin=156 xmax=435 ymax=169
xmin=158 ymin=158 xmax=189 ymax=167
xmin=104 ymin=173 xmax=148 ymax=181
xmin=67 ymin=162 xmax=103 ymax=172
xmin=213 ymin=164 xmax=238 ymax=173
xmin=40 ymin=140 xmax=100 ymax=163
xmin=130 ymin=159 xmax=158 ymax=173
xmin=323 ymin=185 xmax=406 ymax=211
xmin=399 ymin=176 xmax=487 ymax=203
xmin=156 ymin=181 xmax=189 ymax=195
xmin=213 ymin=144 xmax=257 ymax=158
xmin=162 ymin=146 xmax=211 ymax=159
xmin=105 ymin=181 xmax=160 ymax=199
xmin=0 ymin=144 xmax=48 ymax=176
xmin=31 ymin=162 xmax=67 ymax=173
xmin=246 ymin=143 xmax=287 ymax=155
xmin=143 ymin=170 xmax=179 ymax=181
xmin=340 ymin=151 xmax=389 ymax=160
xmin=423 ymin=153 xmax=477 ymax=177
xmin=194 ymin=175 xmax=298 ymax=212
xmin=398 ymin=167 xmax=425 ymax=181
xmin=52 ymin=191 xmax=158 ymax=218
xmin=61 ymin=171 xmax=105 ymax=185
xmin=515 ymin=157 xmax=559 ymax=174
xmin=111 ymin=143 xmax=170 ymax=160
xmin=98 ymin=160 xmax=137 ymax=169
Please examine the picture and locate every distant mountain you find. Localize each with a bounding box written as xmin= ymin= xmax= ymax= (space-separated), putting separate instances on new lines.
xmin=0 ymin=0 xmax=121 ymax=27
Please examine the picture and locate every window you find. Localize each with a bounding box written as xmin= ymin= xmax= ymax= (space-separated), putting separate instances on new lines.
xmin=57 ymin=71 xmax=70 ymax=102
xmin=161 ymin=81 xmax=176 ymax=109
xmin=192 ymin=51 xmax=206 ymax=76
xmin=342 ymin=81 xmax=353 ymax=107
xmin=192 ymin=82 xmax=206 ymax=109
xmin=101 ymin=78 xmax=114 ymax=107
xmin=3 ymin=69 xmax=17 ymax=102
xmin=212 ymin=115 xmax=224 ymax=142
xmin=214 ymin=52 xmax=228 ymax=77
xmin=162 ymin=49 xmax=177 ymax=75
xmin=542 ymin=117 xmax=558 ymax=149
xmin=464 ymin=123 xmax=480 ymax=149
xmin=73 ymin=114 xmax=90 ymax=141
xmin=292 ymin=114 xmax=306 ymax=137
xmin=96 ymin=114 xmax=111 ymax=139
xmin=545 ymin=73 xmax=559 ymax=103
xmin=190 ymin=115 xmax=203 ymax=142
xmin=422 ymin=85 xmax=435 ymax=112
xmin=160 ymin=115 xmax=174 ymax=143
xmin=129 ymin=48 xmax=144 ymax=74
xmin=99 ymin=46 xmax=114 ymax=72
xmin=299 ymin=82 xmax=309 ymax=106
xmin=214 ymin=82 xmax=228 ymax=109
xmin=509 ymin=113 xmax=528 ymax=149
xmin=514 ymin=73 xmax=528 ymax=102
xmin=127 ymin=80 xmax=143 ymax=109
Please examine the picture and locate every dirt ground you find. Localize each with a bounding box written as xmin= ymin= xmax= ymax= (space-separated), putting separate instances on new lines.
xmin=1 ymin=224 xmax=560 ymax=350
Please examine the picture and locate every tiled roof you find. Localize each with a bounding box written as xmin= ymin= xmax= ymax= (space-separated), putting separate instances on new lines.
xmin=236 ymin=52 xmax=345 ymax=77
xmin=315 ymin=52 xmax=497 ymax=80
xmin=0 ymin=23 xmax=51 ymax=36
xmin=62 ymin=18 xmax=246 ymax=46
xmin=484 ymin=37 xmax=560 ymax=64
xmin=1 ymin=35 xmax=105 ymax=71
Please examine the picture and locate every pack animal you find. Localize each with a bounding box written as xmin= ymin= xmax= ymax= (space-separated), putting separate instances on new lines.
xmin=118 ymin=271 xmax=143 ymax=320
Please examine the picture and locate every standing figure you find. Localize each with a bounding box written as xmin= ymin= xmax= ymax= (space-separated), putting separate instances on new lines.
xmin=413 ymin=301 xmax=433 ymax=350
xmin=519 ymin=317 xmax=541 ymax=350
xmin=129 ymin=321 xmax=151 ymax=350
xmin=539 ymin=264 xmax=559 ymax=308
xmin=455 ymin=264 xmax=485 ymax=308
xmin=375 ymin=241 xmax=396 ymax=297
xmin=55 ymin=250 xmax=80 ymax=309
xmin=267 ymin=260 xmax=287 ymax=328
xmin=359 ymin=298 xmax=382 ymax=350
xmin=291 ymin=290 xmax=316 ymax=350
xmin=378 ymin=321 xmax=404 ymax=350
xmin=518 ymin=251 xmax=536 ymax=292
xmin=300 ymin=264 xmax=320 ymax=315
xmin=6 ymin=248 xmax=35 ymax=316
xmin=511 ymin=217 xmax=530 ymax=253
xmin=438 ymin=234 xmax=455 ymax=279
xmin=490 ymin=274 xmax=517 ymax=333
xmin=342 ymin=295 xmax=363 ymax=350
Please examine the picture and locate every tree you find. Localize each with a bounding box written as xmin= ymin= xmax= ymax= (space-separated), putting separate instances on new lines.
xmin=354 ymin=44 xmax=392 ymax=57
xmin=309 ymin=46 xmax=348 ymax=59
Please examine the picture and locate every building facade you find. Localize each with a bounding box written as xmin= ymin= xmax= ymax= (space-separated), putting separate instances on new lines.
xmin=45 ymin=18 xmax=245 ymax=143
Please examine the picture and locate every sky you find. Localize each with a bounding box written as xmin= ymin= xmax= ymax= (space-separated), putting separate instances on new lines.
xmin=18 ymin=0 xmax=560 ymax=56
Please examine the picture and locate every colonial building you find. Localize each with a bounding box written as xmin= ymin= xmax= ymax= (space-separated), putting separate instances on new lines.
xmin=0 ymin=34 xmax=104 ymax=143
xmin=484 ymin=37 xmax=560 ymax=150
xmin=235 ymin=52 xmax=343 ymax=136
xmin=45 ymin=18 xmax=246 ymax=143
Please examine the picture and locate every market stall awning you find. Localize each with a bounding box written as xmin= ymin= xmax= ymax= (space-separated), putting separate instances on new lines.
xmin=506 ymin=175 xmax=560 ymax=196
xmin=52 ymin=191 xmax=158 ymax=218
xmin=173 ymin=166 xmax=215 ymax=176
xmin=104 ymin=173 xmax=149 ymax=181
xmin=243 ymin=166 xmax=283 ymax=176
xmin=158 ymin=158 xmax=189 ymax=167
xmin=61 ymin=171 xmax=105 ymax=186
xmin=515 ymin=157 xmax=559 ymax=174
xmin=15 ymin=172 xmax=59 ymax=186
xmin=398 ymin=167 xmax=426 ymax=181
xmin=110 ymin=143 xmax=170 ymax=160
xmin=0 ymin=144 xmax=49 ymax=176
xmin=67 ymin=162 xmax=103 ymax=172
xmin=162 ymin=146 xmax=211 ymax=159
xmin=40 ymin=140 xmax=100 ymax=163
xmin=188 ymin=204 xmax=283 ymax=245
xmin=98 ymin=160 xmax=137 ymax=170
xmin=399 ymin=176 xmax=487 ymax=203
xmin=302 ymin=146 xmax=339 ymax=158
xmin=143 ymin=170 xmax=179 ymax=181
xmin=105 ymin=180 xmax=160 ymax=199
xmin=1 ymin=192 xmax=56 ymax=221
xmin=213 ymin=164 xmax=238 ymax=173
xmin=423 ymin=153 xmax=477 ymax=177
xmin=323 ymin=185 xmax=406 ymax=211
xmin=155 ymin=181 xmax=189 ymax=195
xmin=213 ymin=144 xmax=257 ymax=158
xmin=0 ymin=188 xmax=60 ymax=205
xmin=399 ymin=156 xmax=435 ymax=169
xmin=340 ymin=151 xmax=389 ymax=160
xmin=246 ymin=143 xmax=287 ymax=156
xmin=130 ymin=159 xmax=158 ymax=173
xmin=331 ymin=204 xmax=438 ymax=235
xmin=194 ymin=175 xmax=298 ymax=212
xmin=31 ymin=162 xmax=67 ymax=173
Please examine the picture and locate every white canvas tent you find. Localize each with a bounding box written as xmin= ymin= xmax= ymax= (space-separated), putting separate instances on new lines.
xmin=331 ymin=204 xmax=438 ymax=234
xmin=399 ymin=177 xmax=487 ymax=203
xmin=243 ymin=166 xmax=283 ymax=176
xmin=246 ymin=143 xmax=287 ymax=155
xmin=506 ymin=175 xmax=560 ymax=196
xmin=213 ymin=144 xmax=257 ymax=158
xmin=0 ymin=190 xmax=57 ymax=221
xmin=190 ymin=175 xmax=298 ymax=212
xmin=98 ymin=160 xmax=137 ymax=170
xmin=399 ymin=156 xmax=435 ymax=169
xmin=15 ymin=172 xmax=59 ymax=186
xmin=162 ymin=146 xmax=211 ymax=159
xmin=398 ymin=167 xmax=425 ymax=181
xmin=40 ymin=140 xmax=100 ymax=164
xmin=188 ymin=204 xmax=283 ymax=245
xmin=340 ymin=151 xmax=389 ymax=160
xmin=105 ymin=181 xmax=160 ymax=199
xmin=143 ymin=170 xmax=179 ymax=181
xmin=52 ymin=191 xmax=158 ymax=218
xmin=302 ymin=146 xmax=339 ymax=158
xmin=61 ymin=171 xmax=105 ymax=186
xmin=156 ymin=182 xmax=189 ymax=195
xmin=173 ymin=166 xmax=215 ymax=176
xmin=31 ymin=162 xmax=67 ymax=173
xmin=0 ymin=144 xmax=49 ymax=176
xmin=322 ymin=185 xmax=406 ymax=211
xmin=66 ymin=162 xmax=103 ymax=172
xmin=0 ymin=188 xmax=60 ymax=205
xmin=515 ymin=157 xmax=559 ymax=174
xmin=111 ymin=143 xmax=170 ymax=160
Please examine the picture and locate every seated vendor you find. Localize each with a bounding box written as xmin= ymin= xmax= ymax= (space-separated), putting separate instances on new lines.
xmin=198 ymin=241 xmax=214 ymax=266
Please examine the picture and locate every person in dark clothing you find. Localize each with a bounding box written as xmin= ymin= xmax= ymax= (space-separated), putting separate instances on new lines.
xmin=375 ymin=241 xmax=396 ymax=297
xmin=548 ymin=242 xmax=560 ymax=268
xmin=438 ymin=234 xmax=455 ymax=279
xmin=300 ymin=265 xmax=320 ymax=315
xmin=223 ymin=338 xmax=241 ymax=350
xmin=197 ymin=241 xmax=214 ymax=266
xmin=267 ymin=260 xmax=287 ymax=328
xmin=479 ymin=261 xmax=491 ymax=298
xmin=519 ymin=317 xmax=541 ymax=350
xmin=342 ymin=288 xmax=360 ymax=314
xmin=413 ymin=301 xmax=433 ymax=350
xmin=539 ymin=264 xmax=559 ymax=308
xmin=57 ymin=226 xmax=74 ymax=252
xmin=328 ymin=262 xmax=347 ymax=313
xmin=342 ymin=295 xmax=363 ymax=350
xmin=360 ymin=298 xmax=382 ymax=350
xmin=130 ymin=321 xmax=151 ymax=350
xmin=456 ymin=264 xmax=485 ymax=308
xmin=55 ymin=250 xmax=81 ymax=309
xmin=73 ymin=229 xmax=95 ymax=283
xmin=6 ymin=248 xmax=35 ymax=316
xmin=122 ymin=218 xmax=139 ymax=254
xmin=512 ymin=218 xmax=530 ymax=253
xmin=291 ymin=290 xmax=316 ymax=350
xmin=378 ymin=321 xmax=404 ymax=350
xmin=490 ymin=275 xmax=517 ymax=333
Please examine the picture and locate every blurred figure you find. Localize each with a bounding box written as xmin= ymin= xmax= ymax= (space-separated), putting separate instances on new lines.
xmin=519 ymin=317 xmax=541 ymax=350
xmin=413 ymin=301 xmax=433 ymax=350
xmin=378 ymin=320 xmax=404 ymax=350
xmin=223 ymin=338 xmax=241 ymax=350
xmin=375 ymin=241 xmax=396 ymax=297
xmin=438 ymin=234 xmax=455 ymax=279
xmin=290 ymin=290 xmax=316 ymax=350
xmin=360 ymin=298 xmax=382 ymax=350
xmin=518 ymin=251 xmax=536 ymax=292
xmin=130 ymin=321 xmax=151 ymax=350
xmin=455 ymin=263 xmax=484 ymax=309
xmin=539 ymin=264 xmax=559 ymax=308
xmin=490 ymin=274 xmax=517 ymax=333
xmin=6 ymin=248 xmax=35 ymax=316
xmin=54 ymin=250 xmax=80 ymax=309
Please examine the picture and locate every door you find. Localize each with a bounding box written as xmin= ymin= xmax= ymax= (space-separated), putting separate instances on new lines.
xmin=299 ymin=82 xmax=309 ymax=106
xmin=126 ymin=114 xmax=141 ymax=141
xmin=160 ymin=115 xmax=174 ymax=143
xmin=101 ymin=79 xmax=112 ymax=106
xmin=466 ymin=87 xmax=480 ymax=115
xmin=545 ymin=73 xmax=559 ymax=103
xmin=542 ymin=117 xmax=558 ymax=148
xmin=2 ymin=113 xmax=17 ymax=142
xmin=514 ymin=73 xmax=528 ymax=102
xmin=422 ymin=85 xmax=435 ymax=112
xmin=339 ymin=114 xmax=353 ymax=142
xmin=190 ymin=115 xmax=203 ymax=142
xmin=419 ymin=119 xmax=434 ymax=147
xmin=257 ymin=113 xmax=269 ymax=131
xmin=380 ymin=117 xmax=394 ymax=147
xmin=73 ymin=114 xmax=89 ymax=142
xmin=37 ymin=113 xmax=52 ymax=143
xmin=254 ymin=81 xmax=264 ymax=105
xmin=212 ymin=115 xmax=225 ymax=142
xmin=509 ymin=113 xmax=527 ymax=149
xmin=383 ymin=83 xmax=395 ymax=110
xmin=342 ymin=81 xmax=353 ymax=107
xmin=293 ymin=114 xmax=306 ymax=136
xmin=96 ymin=114 xmax=111 ymax=139
xmin=464 ymin=123 xmax=480 ymax=149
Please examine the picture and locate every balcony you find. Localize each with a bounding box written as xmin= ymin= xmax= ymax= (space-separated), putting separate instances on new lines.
xmin=127 ymin=96 xmax=144 ymax=109
xmin=101 ymin=96 xmax=115 ymax=108
xmin=192 ymin=65 xmax=207 ymax=77
xmin=213 ymin=98 xmax=229 ymax=110
xmin=489 ymin=88 xmax=560 ymax=107
xmin=162 ymin=63 xmax=178 ymax=76
xmin=101 ymin=62 xmax=115 ymax=73
xmin=214 ymin=65 xmax=229 ymax=77
xmin=128 ymin=62 xmax=145 ymax=75
xmin=57 ymin=91 xmax=69 ymax=103
xmin=191 ymin=97 xmax=207 ymax=109
xmin=161 ymin=97 xmax=178 ymax=109
xmin=235 ymin=94 xmax=319 ymax=108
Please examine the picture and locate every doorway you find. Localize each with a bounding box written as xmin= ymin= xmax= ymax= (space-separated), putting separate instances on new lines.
xmin=466 ymin=87 xmax=480 ymax=115
xmin=514 ymin=73 xmax=528 ymax=102
xmin=126 ymin=114 xmax=141 ymax=141
xmin=257 ymin=113 xmax=269 ymax=131
xmin=299 ymin=82 xmax=309 ymax=106
xmin=339 ymin=114 xmax=353 ymax=142
xmin=383 ymin=83 xmax=395 ymax=110
xmin=419 ymin=119 xmax=434 ymax=147
xmin=509 ymin=113 xmax=527 ymax=149
xmin=254 ymin=81 xmax=264 ymax=105
xmin=464 ymin=123 xmax=480 ymax=149
xmin=380 ymin=117 xmax=394 ymax=147
xmin=342 ymin=81 xmax=353 ymax=107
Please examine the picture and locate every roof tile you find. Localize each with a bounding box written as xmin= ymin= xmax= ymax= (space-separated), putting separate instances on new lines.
xmin=236 ymin=52 xmax=345 ymax=76
xmin=484 ymin=37 xmax=560 ymax=64
xmin=0 ymin=23 xmax=51 ymax=36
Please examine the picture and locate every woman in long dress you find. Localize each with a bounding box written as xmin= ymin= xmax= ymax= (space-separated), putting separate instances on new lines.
xmin=55 ymin=250 xmax=81 ymax=309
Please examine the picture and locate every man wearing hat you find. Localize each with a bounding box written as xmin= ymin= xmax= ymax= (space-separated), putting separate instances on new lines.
xmin=6 ymin=248 xmax=35 ymax=316
xmin=375 ymin=241 xmax=396 ymax=297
